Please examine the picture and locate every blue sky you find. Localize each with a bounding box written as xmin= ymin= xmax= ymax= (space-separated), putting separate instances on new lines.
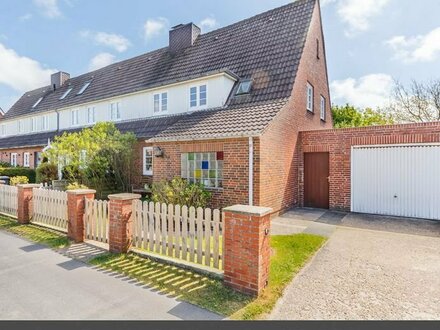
xmin=1 ymin=0 xmax=439 ymax=112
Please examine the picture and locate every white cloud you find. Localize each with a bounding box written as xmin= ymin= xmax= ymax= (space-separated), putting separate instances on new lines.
xmin=199 ymin=17 xmax=218 ymax=31
xmin=143 ymin=17 xmax=168 ymax=40
xmin=324 ymin=0 xmax=390 ymax=37
xmin=386 ymin=27 xmax=440 ymax=63
xmin=330 ymin=74 xmax=394 ymax=109
xmin=19 ymin=13 xmax=33 ymax=21
xmin=33 ymin=0 xmax=62 ymax=18
xmin=0 ymin=43 xmax=56 ymax=93
xmin=88 ymin=53 xmax=116 ymax=71
xmin=81 ymin=30 xmax=131 ymax=53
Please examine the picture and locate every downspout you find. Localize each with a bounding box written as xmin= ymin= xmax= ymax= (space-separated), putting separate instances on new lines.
xmin=248 ymin=136 xmax=253 ymax=206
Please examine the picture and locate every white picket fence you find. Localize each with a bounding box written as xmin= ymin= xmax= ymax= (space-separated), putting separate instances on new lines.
xmin=132 ymin=201 xmax=223 ymax=270
xmin=84 ymin=199 xmax=109 ymax=243
xmin=32 ymin=188 xmax=68 ymax=232
xmin=0 ymin=185 xmax=18 ymax=218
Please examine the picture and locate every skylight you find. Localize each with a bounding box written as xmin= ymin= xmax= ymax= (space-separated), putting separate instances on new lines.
xmin=236 ymin=80 xmax=252 ymax=95
xmin=32 ymin=97 xmax=43 ymax=108
xmin=59 ymin=87 xmax=73 ymax=100
xmin=77 ymin=81 xmax=92 ymax=95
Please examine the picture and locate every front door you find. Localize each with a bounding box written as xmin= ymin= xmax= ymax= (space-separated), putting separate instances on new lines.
xmin=304 ymin=152 xmax=329 ymax=209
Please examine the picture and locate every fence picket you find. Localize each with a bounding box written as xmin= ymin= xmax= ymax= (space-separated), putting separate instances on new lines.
xmin=196 ymin=207 xmax=204 ymax=265
xmin=205 ymin=208 xmax=212 ymax=267
xmin=167 ymin=204 xmax=174 ymax=257
xmin=0 ymin=185 xmax=18 ymax=217
xmin=174 ymin=205 xmax=181 ymax=259
xmin=213 ymin=209 xmax=220 ymax=269
xmin=154 ymin=202 xmax=161 ymax=253
xmin=189 ymin=207 xmax=196 ymax=263
xmin=148 ymin=202 xmax=155 ymax=251
xmin=84 ymin=198 xmax=109 ymax=243
xmin=31 ymin=188 xmax=68 ymax=232
xmin=181 ymin=206 xmax=188 ymax=260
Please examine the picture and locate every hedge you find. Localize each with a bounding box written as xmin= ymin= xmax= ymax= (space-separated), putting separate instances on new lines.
xmin=0 ymin=167 xmax=36 ymax=183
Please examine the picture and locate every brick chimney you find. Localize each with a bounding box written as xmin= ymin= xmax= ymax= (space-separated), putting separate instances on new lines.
xmin=169 ymin=23 xmax=201 ymax=55
xmin=51 ymin=71 xmax=70 ymax=91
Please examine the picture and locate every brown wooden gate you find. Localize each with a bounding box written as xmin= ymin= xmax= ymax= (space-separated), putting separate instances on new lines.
xmin=304 ymin=152 xmax=329 ymax=209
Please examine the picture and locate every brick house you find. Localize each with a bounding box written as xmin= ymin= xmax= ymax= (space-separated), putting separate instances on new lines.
xmin=0 ymin=0 xmax=332 ymax=213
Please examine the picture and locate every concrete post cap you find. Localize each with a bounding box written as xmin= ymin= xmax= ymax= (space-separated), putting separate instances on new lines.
xmin=66 ymin=189 xmax=97 ymax=195
xmin=223 ymin=205 xmax=273 ymax=217
xmin=16 ymin=184 xmax=43 ymax=189
xmin=108 ymin=193 xmax=141 ymax=201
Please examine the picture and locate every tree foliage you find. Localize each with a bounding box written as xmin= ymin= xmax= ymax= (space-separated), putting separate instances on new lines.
xmin=388 ymin=79 xmax=440 ymax=123
xmin=44 ymin=122 xmax=137 ymax=197
xmin=331 ymin=104 xmax=394 ymax=128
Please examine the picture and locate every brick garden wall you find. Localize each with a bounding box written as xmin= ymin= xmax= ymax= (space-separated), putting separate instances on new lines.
xmin=299 ymin=122 xmax=440 ymax=211
xmin=259 ymin=1 xmax=333 ymax=214
xmin=133 ymin=138 xmax=257 ymax=209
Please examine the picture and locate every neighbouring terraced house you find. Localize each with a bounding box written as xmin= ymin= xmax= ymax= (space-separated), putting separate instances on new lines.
xmin=0 ymin=0 xmax=331 ymax=213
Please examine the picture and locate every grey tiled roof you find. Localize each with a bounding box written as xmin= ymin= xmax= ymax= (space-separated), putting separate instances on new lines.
xmin=3 ymin=0 xmax=315 ymax=121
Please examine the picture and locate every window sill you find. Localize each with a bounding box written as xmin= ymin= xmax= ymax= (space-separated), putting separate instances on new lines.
xmin=143 ymin=173 xmax=153 ymax=176
xmin=307 ymin=109 xmax=314 ymax=114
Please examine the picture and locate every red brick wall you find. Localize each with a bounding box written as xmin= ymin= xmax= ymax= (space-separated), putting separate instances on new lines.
xmin=299 ymin=122 xmax=440 ymax=211
xmin=259 ymin=2 xmax=333 ymax=213
xmin=134 ymin=138 xmax=257 ymax=209
xmin=0 ymin=147 xmax=43 ymax=169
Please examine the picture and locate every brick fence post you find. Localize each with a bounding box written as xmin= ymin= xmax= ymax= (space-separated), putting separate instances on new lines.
xmin=223 ymin=205 xmax=273 ymax=296
xmin=108 ymin=193 xmax=141 ymax=253
xmin=17 ymin=184 xmax=41 ymax=224
xmin=67 ymin=189 xmax=96 ymax=243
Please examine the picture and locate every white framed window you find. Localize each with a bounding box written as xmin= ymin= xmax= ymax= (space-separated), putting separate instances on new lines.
xmin=41 ymin=115 xmax=49 ymax=131
xmin=189 ymin=84 xmax=208 ymax=109
xmin=71 ymin=109 xmax=79 ymax=126
xmin=110 ymin=102 xmax=121 ymax=121
xmin=0 ymin=124 xmax=5 ymax=136
xmin=10 ymin=153 xmax=18 ymax=167
xmin=87 ymin=107 xmax=96 ymax=124
xmin=143 ymin=147 xmax=153 ymax=175
xmin=320 ymin=95 xmax=326 ymax=121
xmin=307 ymin=82 xmax=314 ymax=112
xmin=23 ymin=152 xmax=30 ymax=168
xmin=18 ymin=120 xmax=23 ymax=133
xmin=30 ymin=117 xmax=37 ymax=132
xmin=153 ymin=92 xmax=168 ymax=113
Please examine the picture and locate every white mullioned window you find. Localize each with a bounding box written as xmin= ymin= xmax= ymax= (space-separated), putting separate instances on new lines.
xmin=10 ymin=153 xmax=18 ymax=167
xmin=41 ymin=115 xmax=49 ymax=131
xmin=23 ymin=152 xmax=30 ymax=168
xmin=71 ymin=109 xmax=79 ymax=126
xmin=87 ymin=107 xmax=96 ymax=124
xmin=307 ymin=82 xmax=314 ymax=112
xmin=153 ymin=92 xmax=168 ymax=113
xmin=110 ymin=102 xmax=121 ymax=121
xmin=143 ymin=147 xmax=153 ymax=175
xmin=320 ymin=95 xmax=326 ymax=121
xmin=30 ymin=117 xmax=37 ymax=132
xmin=0 ymin=124 xmax=5 ymax=136
xmin=18 ymin=120 xmax=23 ymax=133
xmin=189 ymin=84 xmax=208 ymax=108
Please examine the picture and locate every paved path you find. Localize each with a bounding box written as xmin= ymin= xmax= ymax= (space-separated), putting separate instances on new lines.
xmin=269 ymin=209 xmax=440 ymax=320
xmin=0 ymin=230 xmax=222 ymax=320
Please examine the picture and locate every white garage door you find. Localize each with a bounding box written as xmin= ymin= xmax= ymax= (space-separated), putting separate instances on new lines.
xmin=351 ymin=144 xmax=440 ymax=220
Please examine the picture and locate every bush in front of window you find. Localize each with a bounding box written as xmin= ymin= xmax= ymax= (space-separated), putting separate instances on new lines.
xmin=36 ymin=162 xmax=59 ymax=184
xmin=151 ymin=177 xmax=212 ymax=208
xmin=10 ymin=176 xmax=29 ymax=186
xmin=0 ymin=167 xmax=36 ymax=183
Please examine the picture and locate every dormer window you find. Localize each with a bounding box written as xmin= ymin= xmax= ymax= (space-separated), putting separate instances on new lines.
xmin=32 ymin=97 xmax=43 ymax=108
xmin=110 ymin=102 xmax=121 ymax=121
xmin=60 ymin=88 xmax=73 ymax=100
xmin=236 ymin=80 xmax=252 ymax=95
xmin=190 ymin=84 xmax=207 ymax=108
xmin=77 ymin=81 xmax=91 ymax=95
xmin=154 ymin=92 xmax=168 ymax=113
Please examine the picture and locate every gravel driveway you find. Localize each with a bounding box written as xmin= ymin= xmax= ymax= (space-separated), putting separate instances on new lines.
xmin=269 ymin=211 xmax=440 ymax=320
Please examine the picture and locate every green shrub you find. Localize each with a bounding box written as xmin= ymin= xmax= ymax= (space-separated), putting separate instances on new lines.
xmin=10 ymin=176 xmax=29 ymax=186
xmin=152 ymin=177 xmax=211 ymax=208
xmin=66 ymin=182 xmax=89 ymax=190
xmin=0 ymin=167 xmax=36 ymax=183
xmin=36 ymin=163 xmax=58 ymax=183
xmin=0 ymin=161 xmax=11 ymax=168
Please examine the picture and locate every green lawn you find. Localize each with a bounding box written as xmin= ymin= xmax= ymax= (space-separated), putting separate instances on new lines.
xmin=0 ymin=215 xmax=70 ymax=249
xmin=90 ymin=234 xmax=326 ymax=319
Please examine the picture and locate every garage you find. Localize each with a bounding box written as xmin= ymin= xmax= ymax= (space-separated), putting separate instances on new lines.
xmin=351 ymin=144 xmax=440 ymax=220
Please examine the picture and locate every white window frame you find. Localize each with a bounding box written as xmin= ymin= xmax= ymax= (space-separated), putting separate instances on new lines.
xmin=30 ymin=117 xmax=36 ymax=132
xmin=143 ymin=147 xmax=153 ymax=176
xmin=110 ymin=102 xmax=121 ymax=121
xmin=23 ymin=152 xmax=30 ymax=168
xmin=153 ymin=92 xmax=168 ymax=113
xmin=71 ymin=109 xmax=79 ymax=126
xmin=189 ymin=84 xmax=208 ymax=109
xmin=307 ymin=82 xmax=314 ymax=112
xmin=41 ymin=115 xmax=49 ymax=131
xmin=87 ymin=107 xmax=96 ymax=124
xmin=77 ymin=81 xmax=91 ymax=95
xmin=18 ymin=120 xmax=23 ymax=134
xmin=320 ymin=95 xmax=326 ymax=121
xmin=0 ymin=124 xmax=5 ymax=136
xmin=60 ymin=87 xmax=73 ymax=100
xmin=11 ymin=153 xmax=18 ymax=167
xmin=32 ymin=97 xmax=43 ymax=108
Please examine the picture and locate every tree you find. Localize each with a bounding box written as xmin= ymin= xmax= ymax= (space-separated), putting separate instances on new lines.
xmin=388 ymin=79 xmax=440 ymax=123
xmin=44 ymin=122 xmax=137 ymax=197
xmin=331 ymin=104 xmax=394 ymax=128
